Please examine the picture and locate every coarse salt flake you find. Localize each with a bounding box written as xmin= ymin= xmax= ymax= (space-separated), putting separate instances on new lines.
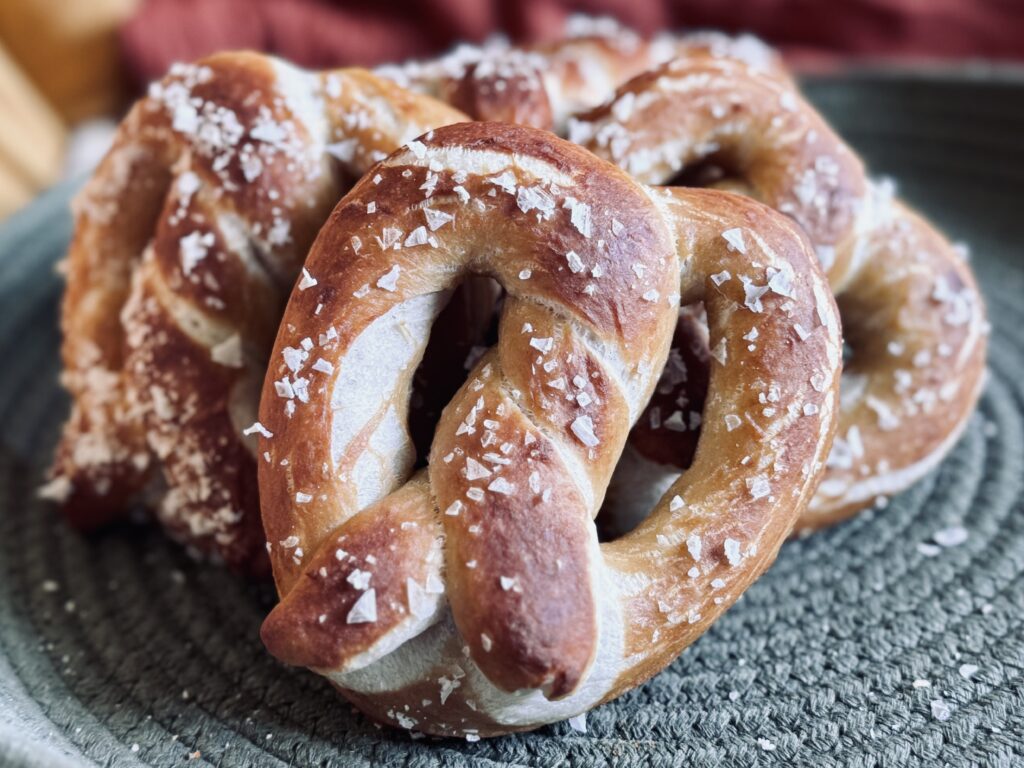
xmin=724 ymin=538 xmax=743 ymax=565
xmin=243 ymin=422 xmax=273 ymax=438
xmin=722 ymin=228 xmax=746 ymax=253
xmin=571 ymin=415 xmax=600 ymax=447
xmin=346 ymin=589 xmax=377 ymax=623
xmin=376 ymin=265 xmax=401 ymax=292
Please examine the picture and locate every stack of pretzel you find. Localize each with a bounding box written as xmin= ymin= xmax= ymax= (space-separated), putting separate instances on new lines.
xmin=43 ymin=17 xmax=986 ymax=738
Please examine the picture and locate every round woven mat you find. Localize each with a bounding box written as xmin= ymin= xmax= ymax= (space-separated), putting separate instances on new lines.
xmin=1 ymin=72 xmax=1022 ymax=768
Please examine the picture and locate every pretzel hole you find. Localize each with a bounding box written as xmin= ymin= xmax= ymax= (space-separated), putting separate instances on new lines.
xmin=597 ymin=303 xmax=711 ymax=540
xmin=406 ymin=277 xmax=502 ymax=465
xmin=835 ymin=290 xmax=900 ymax=382
xmin=664 ymin=148 xmax=760 ymax=199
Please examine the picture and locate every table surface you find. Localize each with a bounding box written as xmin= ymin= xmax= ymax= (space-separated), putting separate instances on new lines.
xmin=0 ymin=71 xmax=1021 ymax=767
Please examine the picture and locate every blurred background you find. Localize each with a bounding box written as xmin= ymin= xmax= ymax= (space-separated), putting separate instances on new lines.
xmin=2 ymin=0 xmax=1023 ymax=220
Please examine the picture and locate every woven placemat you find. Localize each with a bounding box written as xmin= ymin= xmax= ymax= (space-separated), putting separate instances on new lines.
xmin=1 ymin=72 xmax=1022 ymax=767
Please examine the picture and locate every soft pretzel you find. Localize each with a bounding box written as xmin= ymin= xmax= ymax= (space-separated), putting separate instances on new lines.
xmin=376 ymin=19 xmax=783 ymax=136
xmin=573 ymin=55 xmax=988 ymax=529
xmin=257 ymin=122 xmax=841 ymax=736
xmin=45 ymin=51 xmax=466 ymax=572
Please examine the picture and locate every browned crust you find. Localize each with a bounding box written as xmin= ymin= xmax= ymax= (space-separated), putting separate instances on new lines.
xmin=441 ymin=58 xmax=553 ymax=130
xmin=48 ymin=51 xmax=467 ymax=571
xmin=259 ymin=122 xmax=679 ymax=695
xmin=261 ymin=476 xmax=440 ymax=669
xmin=602 ymin=55 xmax=987 ymax=529
xmin=603 ymin=186 xmax=840 ymax=692
xmin=574 ymin=55 xmax=868 ymax=285
xmin=258 ymin=123 xmax=841 ymax=736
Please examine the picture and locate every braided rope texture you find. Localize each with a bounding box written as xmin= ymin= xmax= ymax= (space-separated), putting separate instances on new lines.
xmin=1 ymin=73 xmax=1022 ymax=767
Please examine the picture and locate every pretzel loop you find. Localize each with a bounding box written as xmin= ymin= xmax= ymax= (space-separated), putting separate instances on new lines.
xmin=577 ymin=55 xmax=987 ymax=529
xmin=259 ymin=123 xmax=841 ymax=736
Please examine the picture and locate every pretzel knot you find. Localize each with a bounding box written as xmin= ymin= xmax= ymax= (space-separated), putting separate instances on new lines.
xmin=44 ymin=51 xmax=465 ymax=571
xmin=574 ymin=55 xmax=989 ymax=530
xmin=258 ymin=123 xmax=842 ymax=737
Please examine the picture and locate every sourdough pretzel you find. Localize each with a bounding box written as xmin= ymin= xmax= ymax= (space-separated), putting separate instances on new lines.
xmin=44 ymin=51 xmax=466 ymax=571
xmin=257 ymin=123 xmax=841 ymax=736
xmin=573 ymin=54 xmax=988 ymax=529
xmin=377 ymin=19 xmax=783 ymax=136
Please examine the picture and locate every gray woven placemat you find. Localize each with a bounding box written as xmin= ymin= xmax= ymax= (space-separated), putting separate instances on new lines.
xmin=1 ymin=73 xmax=1022 ymax=767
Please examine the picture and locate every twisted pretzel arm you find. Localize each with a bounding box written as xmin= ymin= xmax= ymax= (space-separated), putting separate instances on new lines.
xmin=604 ymin=187 xmax=839 ymax=684
xmin=258 ymin=123 xmax=840 ymax=736
xmin=47 ymin=51 xmax=467 ymax=570
xmin=570 ymin=55 xmax=868 ymax=282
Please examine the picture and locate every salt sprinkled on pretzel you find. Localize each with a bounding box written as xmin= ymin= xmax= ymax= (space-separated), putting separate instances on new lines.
xmin=375 ymin=17 xmax=781 ymax=136
xmin=44 ymin=51 xmax=466 ymax=571
xmin=257 ymin=122 xmax=841 ymax=736
xmin=574 ymin=53 xmax=988 ymax=529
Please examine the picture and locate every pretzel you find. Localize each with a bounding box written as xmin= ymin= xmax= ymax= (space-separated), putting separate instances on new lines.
xmin=257 ymin=122 xmax=842 ymax=736
xmin=376 ymin=19 xmax=783 ymax=136
xmin=44 ymin=51 xmax=466 ymax=572
xmin=573 ymin=55 xmax=988 ymax=529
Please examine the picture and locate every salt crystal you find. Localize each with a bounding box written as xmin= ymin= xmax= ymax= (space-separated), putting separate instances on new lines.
xmin=346 ymin=589 xmax=377 ymax=623
xmin=686 ymin=534 xmax=702 ymax=562
xmin=746 ymin=475 xmax=771 ymax=499
xmin=571 ymin=415 xmax=600 ymax=447
xmin=934 ymin=525 xmax=968 ymax=548
xmin=424 ymin=208 xmax=454 ymax=231
xmin=931 ymin=699 xmax=953 ymax=722
xmin=499 ymin=576 xmax=518 ymax=591
xmin=488 ymin=477 xmax=514 ymax=495
xmin=724 ymin=538 xmax=743 ymax=565
xmin=347 ymin=569 xmax=372 ymax=590
xmin=711 ymin=270 xmax=732 ymax=285
xmin=404 ymin=226 xmax=429 ymax=247
xmin=297 ymin=268 xmax=318 ymax=291
xmin=179 ymin=231 xmax=214 ymax=276
xmin=376 ymin=265 xmax=401 ymax=292
xmin=722 ymin=228 xmax=746 ymax=253
xmin=242 ymin=422 xmax=273 ymax=438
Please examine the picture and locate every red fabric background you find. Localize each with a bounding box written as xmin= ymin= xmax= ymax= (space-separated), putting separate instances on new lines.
xmin=121 ymin=0 xmax=1024 ymax=86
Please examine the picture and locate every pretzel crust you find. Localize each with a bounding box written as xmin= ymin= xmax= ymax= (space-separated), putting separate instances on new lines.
xmin=377 ymin=24 xmax=785 ymax=137
xmin=46 ymin=51 xmax=466 ymax=571
xmin=577 ymin=54 xmax=988 ymax=530
xmin=258 ymin=123 xmax=841 ymax=736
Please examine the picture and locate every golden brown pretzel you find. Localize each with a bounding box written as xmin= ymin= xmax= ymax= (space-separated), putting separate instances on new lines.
xmin=376 ymin=19 xmax=785 ymax=136
xmin=574 ymin=55 xmax=988 ymax=530
xmin=43 ymin=51 xmax=466 ymax=572
xmin=257 ymin=122 xmax=842 ymax=736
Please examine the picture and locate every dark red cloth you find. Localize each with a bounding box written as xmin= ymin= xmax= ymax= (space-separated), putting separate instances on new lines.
xmin=121 ymin=0 xmax=1024 ymax=87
